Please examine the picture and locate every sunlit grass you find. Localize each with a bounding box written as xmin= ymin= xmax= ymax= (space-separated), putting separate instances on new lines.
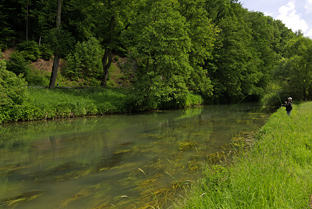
xmin=0 ymin=87 xmax=131 ymax=123
xmin=175 ymin=102 xmax=312 ymax=209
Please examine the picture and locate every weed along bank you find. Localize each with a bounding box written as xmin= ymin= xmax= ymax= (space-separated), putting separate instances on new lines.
xmin=175 ymin=102 xmax=312 ymax=209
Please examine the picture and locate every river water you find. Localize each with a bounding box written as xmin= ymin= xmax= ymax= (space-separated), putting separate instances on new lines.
xmin=0 ymin=104 xmax=269 ymax=208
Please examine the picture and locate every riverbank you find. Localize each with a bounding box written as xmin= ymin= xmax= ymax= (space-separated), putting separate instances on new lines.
xmin=0 ymin=87 xmax=204 ymax=123
xmin=175 ymin=102 xmax=312 ymax=208
xmin=0 ymin=87 xmax=130 ymax=123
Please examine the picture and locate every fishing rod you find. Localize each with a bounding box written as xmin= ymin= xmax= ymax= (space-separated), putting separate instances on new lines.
xmin=216 ymin=94 xmax=249 ymax=113
xmin=225 ymin=94 xmax=249 ymax=112
xmin=275 ymin=93 xmax=283 ymax=105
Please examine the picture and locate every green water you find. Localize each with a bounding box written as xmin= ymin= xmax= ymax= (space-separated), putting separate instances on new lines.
xmin=0 ymin=104 xmax=269 ymax=208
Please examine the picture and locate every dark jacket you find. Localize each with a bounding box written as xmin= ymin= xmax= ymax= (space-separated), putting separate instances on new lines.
xmin=285 ymin=101 xmax=292 ymax=111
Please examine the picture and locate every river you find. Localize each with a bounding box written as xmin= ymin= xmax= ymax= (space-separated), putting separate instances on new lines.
xmin=0 ymin=103 xmax=269 ymax=208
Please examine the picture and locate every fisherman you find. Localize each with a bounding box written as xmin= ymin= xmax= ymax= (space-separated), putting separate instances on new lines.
xmin=282 ymin=97 xmax=293 ymax=116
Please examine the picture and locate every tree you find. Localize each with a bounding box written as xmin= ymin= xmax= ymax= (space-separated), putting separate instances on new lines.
xmin=178 ymin=0 xmax=219 ymax=97
xmin=94 ymin=0 xmax=137 ymax=87
xmin=0 ymin=1 xmax=14 ymax=49
xmin=205 ymin=2 xmax=262 ymax=103
xmin=125 ymin=0 xmax=193 ymax=109
xmin=244 ymin=12 xmax=280 ymax=98
xmin=74 ymin=0 xmax=138 ymax=88
xmin=49 ymin=0 xmax=62 ymax=89
xmin=275 ymin=37 xmax=312 ymax=101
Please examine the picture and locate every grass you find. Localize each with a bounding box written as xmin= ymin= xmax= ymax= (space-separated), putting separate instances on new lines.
xmin=174 ymin=102 xmax=312 ymax=209
xmin=0 ymin=87 xmax=132 ymax=123
xmin=28 ymin=87 xmax=129 ymax=112
xmin=0 ymin=86 xmax=206 ymax=123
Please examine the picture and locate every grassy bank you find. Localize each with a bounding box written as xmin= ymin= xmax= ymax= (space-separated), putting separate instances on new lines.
xmin=0 ymin=87 xmax=204 ymax=123
xmin=0 ymin=87 xmax=131 ymax=123
xmin=175 ymin=102 xmax=312 ymax=208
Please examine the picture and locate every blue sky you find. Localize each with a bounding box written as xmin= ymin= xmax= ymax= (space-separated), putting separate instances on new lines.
xmin=240 ymin=0 xmax=312 ymax=39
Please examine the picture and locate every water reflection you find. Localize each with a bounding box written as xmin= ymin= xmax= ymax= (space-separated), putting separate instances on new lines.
xmin=0 ymin=104 xmax=269 ymax=208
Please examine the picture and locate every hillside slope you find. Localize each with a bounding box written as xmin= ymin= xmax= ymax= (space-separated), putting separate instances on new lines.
xmin=1 ymin=48 xmax=130 ymax=88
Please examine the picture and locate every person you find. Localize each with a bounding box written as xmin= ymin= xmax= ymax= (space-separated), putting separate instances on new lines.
xmin=283 ymin=97 xmax=293 ymax=116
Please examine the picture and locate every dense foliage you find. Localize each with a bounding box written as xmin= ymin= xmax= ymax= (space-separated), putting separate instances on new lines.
xmin=62 ymin=37 xmax=103 ymax=86
xmin=0 ymin=0 xmax=311 ymax=110
xmin=275 ymin=37 xmax=312 ymax=101
xmin=0 ymin=59 xmax=28 ymax=107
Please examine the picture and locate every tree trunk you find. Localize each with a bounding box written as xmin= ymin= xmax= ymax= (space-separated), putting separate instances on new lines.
xmin=101 ymin=14 xmax=115 ymax=88
xmin=101 ymin=48 xmax=112 ymax=87
xmin=26 ymin=2 xmax=29 ymax=41
xmin=49 ymin=0 xmax=62 ymax=89
xmin=55 ymin=0 xmax=62 ymax=28
xmin=303 ymin=88 xmax=307 ymax=101
xmin=49 ymin=54 xmax=60 ymax=89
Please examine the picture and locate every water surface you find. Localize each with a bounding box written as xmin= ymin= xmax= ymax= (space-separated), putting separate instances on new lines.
xmin=0 ymin=104 xmax=269 ymax=208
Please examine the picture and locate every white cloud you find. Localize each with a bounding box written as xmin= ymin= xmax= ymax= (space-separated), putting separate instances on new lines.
xmin=263 ymin=11 xmax=273 ymax=17
xmin=276 ymin=1 xmax=309 ymax=33
xmin=279 ymin=1 xmax=295 ymax=14
xmin=306 ymin=29 xmax=312 ymax=38
xmin=305 ymin=0 xmax=312 ymax=13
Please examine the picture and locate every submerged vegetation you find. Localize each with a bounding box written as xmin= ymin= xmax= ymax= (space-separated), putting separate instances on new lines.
xmin=0 ymin=104 xmax=268 ymax=208
xmin=175 ymin=102 xmax=312 ymax=208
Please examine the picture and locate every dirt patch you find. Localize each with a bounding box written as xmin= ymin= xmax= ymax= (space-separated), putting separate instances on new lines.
xmin=1 ymin=48 xmax=14 ymax=60
xmin=1 ymin=48 xmax=65 ymax=72
xmin=30 ymin=58 xmax=54 ymax=72
xmin=31 ymin=57 xmax=65 ymax=72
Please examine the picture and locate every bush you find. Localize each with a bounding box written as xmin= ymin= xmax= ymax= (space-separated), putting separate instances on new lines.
xmin=6 ymin=51 xmax=31 ymax=78
xmin=0 ymin=59 xmax=28 ymax=107
xmin=16 ymin=41 xmax=40 ymax=61
xmin=62 ymin=37 xmax=103 ymax=86
xmin=39 ymin=44 xmax=53 ymax=61
xmin=26 ymin=69 xmax=50 ymax=86
xmin=261 ymin=83 xmax=290 ymax=112
xmin=261 ymin=92 xmax=283 ymax=111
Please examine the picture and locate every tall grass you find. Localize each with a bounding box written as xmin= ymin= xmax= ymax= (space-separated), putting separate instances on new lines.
xmin=175 ymin=102 xmax=312 ymax=209
xmin=0 ymin=87 xmax=206 ymax=123
xmin=0 ymin=87 xmax=131 ymax=123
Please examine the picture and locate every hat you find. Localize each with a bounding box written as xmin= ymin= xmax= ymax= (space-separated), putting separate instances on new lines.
xmin=288 ymin=97 xmax=292 ymax=101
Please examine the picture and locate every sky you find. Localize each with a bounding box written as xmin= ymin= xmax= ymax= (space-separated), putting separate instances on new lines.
xmin=240 ymin=0 xmax=312 ymax=39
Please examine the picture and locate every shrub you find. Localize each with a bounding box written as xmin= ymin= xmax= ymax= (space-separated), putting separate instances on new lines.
xmin=0 ymin=59 xmax=28 ymax=107
xmin=6 ymin=51 xmax=31 ymax=78
xmin=39 ymin=44 xmax=53 ymax=61
xmin=261 ymin=92 xmax=283 ymax=111
xmin=16 ymin=40 xmax=40 ymax=61
xmin=261 ymin=83 xmax=290 ymax=112
xmin=26 ymin=69 xmax=50 ymax=86
xmin=62 ymin=37 xmax=103 ymax=86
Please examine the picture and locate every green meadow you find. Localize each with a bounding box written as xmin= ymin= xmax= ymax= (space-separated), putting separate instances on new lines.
xmin=175 ymin=102 xmax=312 ymax=209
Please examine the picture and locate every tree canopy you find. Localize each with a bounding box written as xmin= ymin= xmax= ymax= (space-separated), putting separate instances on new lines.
xmin=0 ymin=0 xmax=310 ymax=108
